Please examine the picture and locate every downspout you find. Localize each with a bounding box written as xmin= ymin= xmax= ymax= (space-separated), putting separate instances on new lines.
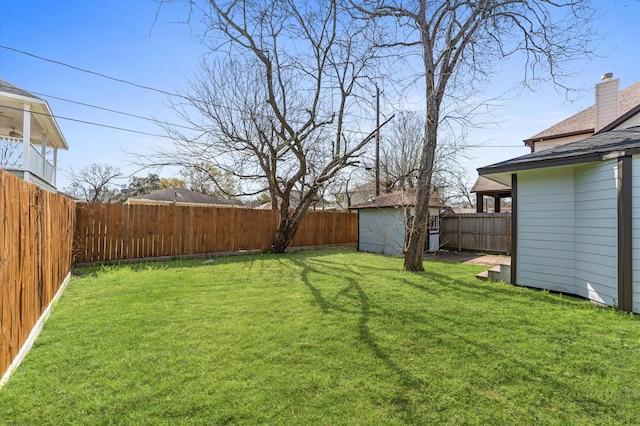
xmin=617 ymin=156 xmax=633 ymax=312
xmin=510 ymin=174 xmax=518 ymax=286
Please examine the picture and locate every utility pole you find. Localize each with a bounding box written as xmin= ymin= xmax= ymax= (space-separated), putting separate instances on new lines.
xmin=375 ymin=85 xmax=380 ymax=196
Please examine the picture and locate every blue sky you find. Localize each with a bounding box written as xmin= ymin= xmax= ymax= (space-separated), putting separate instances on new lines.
xmin=1 ymin=0 xmax=639 ymax=193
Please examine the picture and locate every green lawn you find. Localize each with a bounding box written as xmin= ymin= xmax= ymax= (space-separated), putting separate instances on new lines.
xmin=1 ymin=249 xmax=640 ymax=425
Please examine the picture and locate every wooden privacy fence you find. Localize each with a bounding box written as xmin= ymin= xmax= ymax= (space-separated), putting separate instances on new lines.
xmin=74 ymin=203 xmax=358 ymax=263
xmin=440 ymin=213 xmax=511 ymax=254
xmin=0 ymin=170 xmax=75 ymax=381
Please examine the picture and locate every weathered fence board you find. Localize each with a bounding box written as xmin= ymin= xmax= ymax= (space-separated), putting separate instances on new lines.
xmin=74 ymin=203 xmax=357 ymax=263
xmin=0 ymin=170 xmax=75 ymax=380
xmin=440 ymin=213 xmax=511 ymax=254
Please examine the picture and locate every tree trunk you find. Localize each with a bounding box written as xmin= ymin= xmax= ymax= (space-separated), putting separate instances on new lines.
xmin=404 ymin=42 xmax=439 ymax=270
xmin=403 ymin=143 xmax=435 ymax=271
xmin=404 ymin=16 xmax=441 ymax=272
xmin=271 ymin=197 xmax=313 ymax=253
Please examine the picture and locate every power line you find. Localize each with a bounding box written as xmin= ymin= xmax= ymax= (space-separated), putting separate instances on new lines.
xmin=0 ymin=45 xmax=185 ymax=99
xmin=0 ymin=104 xmax=174 ymax=139
xmin=25 ymin=89 xmax=199 ymax=132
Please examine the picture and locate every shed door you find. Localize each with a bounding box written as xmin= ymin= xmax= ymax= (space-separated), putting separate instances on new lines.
xmin=426 ymin=213 xmax=439 ymax=252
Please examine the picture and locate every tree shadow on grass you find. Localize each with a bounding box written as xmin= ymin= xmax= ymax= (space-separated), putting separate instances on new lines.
xmin=289 ymin=252 xmax=619 ymax=422
xmin=71 ymin=248 xmax=351 ymax=278
xmin=289 ymin=256 xmax=432 ymax=423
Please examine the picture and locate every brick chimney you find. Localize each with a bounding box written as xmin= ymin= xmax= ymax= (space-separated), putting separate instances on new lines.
xmin=595 ymin=73 xmax=620 ymax=132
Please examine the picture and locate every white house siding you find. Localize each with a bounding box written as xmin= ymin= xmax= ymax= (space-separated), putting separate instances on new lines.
xmin=516 ymin=167 xmax=577 ymax=295
xmin=573 ymin=161 xmax=618 ymax=306
xmin=632 ymin=156 xmax=640 ymax=313
xmin=612 ymin=113 xmax=640 ymax=130
xmin=533 ymin=134 xmax=589 ymax=152
xmin=358 ymin=208 xmax=406 ymax=256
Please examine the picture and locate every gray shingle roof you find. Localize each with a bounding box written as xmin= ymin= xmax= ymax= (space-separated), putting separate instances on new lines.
xmin=349 ymin=190 xmax=444 ymax=209
xmin=130 ymin=188 xmax=244 ymax=206
xmin=524 ymin=81 xmax=640 ymax=143
xmin=471 ymin=176 xmax=511 ymax=194
xmin=479 ymin=126 xmax=640 ymax=175
xmin=0 ymin=79 xmax=42 ymax=100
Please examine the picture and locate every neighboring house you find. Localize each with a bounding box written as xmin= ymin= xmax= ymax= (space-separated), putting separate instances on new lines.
xmin=479 ymin=111 xmax=640 ymax=311
xmin=345 ymin=182 xmax=377 ymax=207
xmin=126 ymin=188 xmax=244 ymax=207
xmin=255 ymin=190 xmax=341 ymax=210
xmin=470 ymin=176 xmax=512 ymax=213
xmin=0 ymin=79 xmax=68 ymax=192
xmin=472 ymin=74 xmax=640 ymax=211
xmin=350 ymin=191 xmax=442 ymax=256
xmin=524 ymin=75 xmax=640 ymax=151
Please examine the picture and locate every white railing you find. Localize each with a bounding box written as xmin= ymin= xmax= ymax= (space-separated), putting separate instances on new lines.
xmin=26 ymin=143 xmax=55 ymax=184
xmin=0 ymin=137 xmax=56 ymax=185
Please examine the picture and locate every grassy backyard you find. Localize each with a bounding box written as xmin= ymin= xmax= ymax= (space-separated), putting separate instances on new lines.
xmin=1 ymin=249 xmax=640 ymax=425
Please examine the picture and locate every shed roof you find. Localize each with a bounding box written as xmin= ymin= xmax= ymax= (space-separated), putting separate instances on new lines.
xmin=523 ymin=81 xmax=640 ymax=144
xmin=479 ymin=126 xmax=640 ymax=179
xmin=349 ymin=190 xmax=444 ymax=209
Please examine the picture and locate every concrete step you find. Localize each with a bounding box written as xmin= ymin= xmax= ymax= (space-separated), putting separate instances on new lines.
xmin=476 ymin=263 xmax=511 ymax=283
xmin=475 ymin=270 xmax=490 ymax=281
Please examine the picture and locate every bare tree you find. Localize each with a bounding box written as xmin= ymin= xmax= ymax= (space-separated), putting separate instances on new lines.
xmin=152 ymin=0 xmax=391 ymax=252
xmin=179 ymin=164 xmax=239 ymax=198
xmin=0 ymin=141 xmax=22 ymax=169
xmin=64 ymin=163 xmax=122 ymax=203
xmin=354 ymin=0 xmax=596 ymax=270
xmin=378 ymin=110 xmax=423 ymax=192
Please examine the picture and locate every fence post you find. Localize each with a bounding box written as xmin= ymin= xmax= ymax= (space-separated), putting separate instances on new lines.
xmin=457 ymin=216 xmax=462 ymax=252
xmin=506 ymin=214 xmax=511 ymax=255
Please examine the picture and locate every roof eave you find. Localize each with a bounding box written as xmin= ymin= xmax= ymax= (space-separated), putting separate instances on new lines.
xmin=595 ymin=105 xmax=640 ymax=135
xmin=479 ymin=146 xmax=640 ymax=177
xmin=1 ymin=92 xmax=68 ymax=150
xmin=522 ymin=129 xmax=593 ymax=145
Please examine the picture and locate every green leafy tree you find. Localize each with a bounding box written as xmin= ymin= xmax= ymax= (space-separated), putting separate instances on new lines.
xmin=122 ymin=174 xmax=161 ymax=198
xmin=160 ymin=177 xmax=186 ymax=189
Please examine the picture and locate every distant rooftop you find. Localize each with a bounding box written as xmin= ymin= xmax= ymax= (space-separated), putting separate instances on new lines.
xmin=349 ymin=190 xmax=444 ymax=209
xmin=129 ymin=188 xmax=244 ymax=206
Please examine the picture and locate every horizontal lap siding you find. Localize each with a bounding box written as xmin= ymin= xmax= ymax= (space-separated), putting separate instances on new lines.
xmin=517 ymin=168 xmax=576 ymax=295
xmin=574 ymin=162 xmax=618 ymax=305
xmin=358 ymin=208 xmax=405 ymax=256
xmin=633 ymin=156 xmax=640 ymax=313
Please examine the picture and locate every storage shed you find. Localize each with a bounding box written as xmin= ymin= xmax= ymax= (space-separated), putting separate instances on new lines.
xmin=350 ymin=191 xmax=442 ymax=256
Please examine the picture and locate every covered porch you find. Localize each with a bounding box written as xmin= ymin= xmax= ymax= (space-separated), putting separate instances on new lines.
xmin=471 ymin=176 xmax=511 ymax=213
xmin=0 ymin=79 xmax=68 ymax=192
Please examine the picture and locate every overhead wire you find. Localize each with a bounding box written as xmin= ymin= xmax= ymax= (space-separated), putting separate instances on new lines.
xmin=23 ymin=89 xmax=199 ymax=132
xmin=0 ymin=104 xmax=174 ymax=139
xmin=0 ymin=46 xmax=524 ymax=148
xmin=0 ymin=45 xmax=185 ymax=99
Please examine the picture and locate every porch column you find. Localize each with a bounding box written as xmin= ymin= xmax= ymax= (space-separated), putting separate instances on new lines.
xmin=476 ymin=193 xmax=483 ymax=213
xmin=22 ymin=104 xmax=31 ymax=172
xmin=53 ymin=148 xmax=58 ymax=187
xmin=41 ymin=132 xmax=48 ymax=178
xmin=494 ymin=196 xmax=501 ymax=213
